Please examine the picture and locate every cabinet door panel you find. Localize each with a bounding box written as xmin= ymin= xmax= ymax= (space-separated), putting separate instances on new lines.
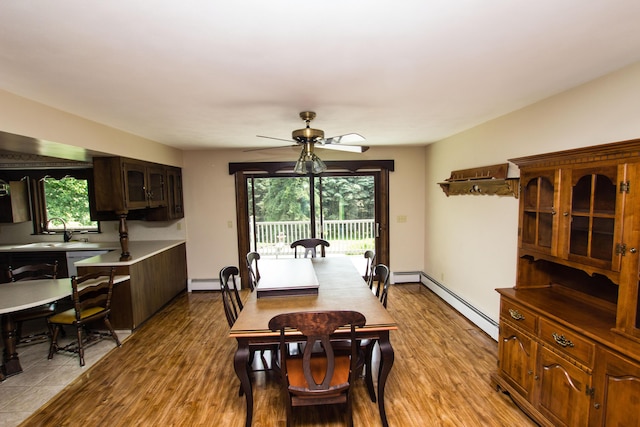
xmin=567 ymin=165 xmax=620 ymax=271
xmin=536 ymin=346 xmax=591 ymax=427
xmin=520 ymin=170 xmax=558 ymax=255
xmin=123 ymin=162 xmax=148 ymax=208
xmin=592 ymin=349 xmax=640 ymax=427
xmin=498 ymin=322 xmax=535 ymax=399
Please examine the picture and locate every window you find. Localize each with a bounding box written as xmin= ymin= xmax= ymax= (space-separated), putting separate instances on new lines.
xmin=41 ymin=176 xmax=98 ymax=232
xmin=22 ymin=170 xmax=100 ymax=235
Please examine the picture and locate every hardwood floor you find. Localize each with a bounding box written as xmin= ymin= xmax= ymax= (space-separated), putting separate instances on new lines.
xmin=22 ymin=283 xmax=536 ymax=426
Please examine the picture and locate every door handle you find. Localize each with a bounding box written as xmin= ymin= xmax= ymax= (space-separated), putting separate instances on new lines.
xmin=376 ymin=223 xmax=380 ymax=238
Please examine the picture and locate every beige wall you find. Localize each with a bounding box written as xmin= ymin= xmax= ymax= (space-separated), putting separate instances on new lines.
xmin=0 ymin=89 xmax=183 ymax=167
xmin=424 ymin=60 xmax=640 ymax=324
xmin=182 ymin=145 xmax=426 ymax=279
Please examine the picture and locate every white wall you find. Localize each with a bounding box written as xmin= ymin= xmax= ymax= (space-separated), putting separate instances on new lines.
xmin=182 ymin=145 xmax=426 ymax=280
xmin=424 ymin=61 xmax=640 ymax=326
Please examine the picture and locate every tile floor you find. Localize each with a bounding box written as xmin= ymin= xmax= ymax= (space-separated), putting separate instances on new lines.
xmin=0 ymin=329 xmax=129 ymax=427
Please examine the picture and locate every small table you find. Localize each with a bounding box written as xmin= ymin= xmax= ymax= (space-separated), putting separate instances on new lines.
xmin=0 ymin=275 xmax=129 ymax=380
xmin=230 ymin=257 xmax=397 ymax=427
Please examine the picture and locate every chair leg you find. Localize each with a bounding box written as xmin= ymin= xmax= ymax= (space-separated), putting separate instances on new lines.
xmin=103 ymin=318 xmax=121 ymax=346
xmin=47 ymin=324 xmax=61 ymax=360
xmin=76 ymin=326 xmax=85 ymax=367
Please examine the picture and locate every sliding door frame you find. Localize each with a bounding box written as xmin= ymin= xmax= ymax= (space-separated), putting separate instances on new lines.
xmin=230 ymin=160 xmax=393 ymax=288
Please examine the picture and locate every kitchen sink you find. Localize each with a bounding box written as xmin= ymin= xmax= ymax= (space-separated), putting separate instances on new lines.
xmin=16 ymin=242 xmax=86 ymax=249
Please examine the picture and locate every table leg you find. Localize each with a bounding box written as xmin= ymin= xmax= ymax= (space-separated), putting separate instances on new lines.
xmin=377 ymin=330 xmax=394 ymax=427
xmin=1 ymin=314 xmax=23 ymax=380
xmin=234 ymin=338 xmax=253 ymax=427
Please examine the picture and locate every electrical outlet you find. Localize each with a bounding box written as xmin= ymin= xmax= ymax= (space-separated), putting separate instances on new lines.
xmin=176 ymin=222 xmax=182 ymax=230
xmin=227 ymin=221 xmax=233 ymax=228
xmin=397 ymin=215 xmax=407 ymax=223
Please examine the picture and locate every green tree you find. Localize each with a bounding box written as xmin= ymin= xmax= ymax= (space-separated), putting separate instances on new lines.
xmin=44 ymin=177 xmax=96 ymax=227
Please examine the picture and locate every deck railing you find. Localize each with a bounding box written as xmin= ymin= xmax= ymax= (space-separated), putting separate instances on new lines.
xmin=250 ymin=219 xmax=375 ymax=257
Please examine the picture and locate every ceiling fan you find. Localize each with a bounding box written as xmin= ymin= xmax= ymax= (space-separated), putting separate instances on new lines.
xmin=256 ymin=111 xmax=369 ymax=174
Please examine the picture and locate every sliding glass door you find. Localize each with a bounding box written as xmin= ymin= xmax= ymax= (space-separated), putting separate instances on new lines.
xmin=247 ymin=173 xmax=376 ymax=259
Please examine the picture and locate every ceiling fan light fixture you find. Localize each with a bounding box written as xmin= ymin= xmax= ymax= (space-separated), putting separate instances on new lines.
xmin=294 ymin=144 xmax=327 ymax=175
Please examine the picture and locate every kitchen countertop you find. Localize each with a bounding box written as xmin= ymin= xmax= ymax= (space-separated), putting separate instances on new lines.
xmin=0 ymin=241 xmax=120 ymax=252
xmin=0 ymin=240 xmax=185 ymax=267
xmin=76 ymin=240 xmax=185 ymax=267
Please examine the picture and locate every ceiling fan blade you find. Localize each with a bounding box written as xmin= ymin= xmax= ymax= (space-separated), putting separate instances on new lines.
xmin=243 ymin=144 xmax=297 ymax=152
xmin=316 ymin=144 xmax=370 ymax=153
xmin=257 ymin=135 xmax=297 ymax=143
xmin=323 ymin=133 xmax=366 ymax=145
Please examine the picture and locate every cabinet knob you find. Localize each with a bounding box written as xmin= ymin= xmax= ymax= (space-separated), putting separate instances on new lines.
xmin=630 ymin=247 xmax=637 ymax=254
xmin=594 ymin=403 xmax=601 ymax=409
xmin=527 ymin=370 xmax=533 ymax=376
xmin=563 ymin=211 xmax=569 ymax=216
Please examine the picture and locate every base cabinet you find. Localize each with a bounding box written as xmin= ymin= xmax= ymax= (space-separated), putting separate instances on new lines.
xmin=77 ymin=243 xmax=187 ymax=329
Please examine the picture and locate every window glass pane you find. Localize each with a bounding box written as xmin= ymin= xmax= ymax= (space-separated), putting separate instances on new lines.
xmin=44 ymin=177 xmax=98 ymax=231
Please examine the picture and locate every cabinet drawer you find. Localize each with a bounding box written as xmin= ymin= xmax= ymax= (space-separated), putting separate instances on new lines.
xmin=539 ymin=318 xmax=595 ymax=367
xmin=500 ymin=299 xmax=538 ymax=333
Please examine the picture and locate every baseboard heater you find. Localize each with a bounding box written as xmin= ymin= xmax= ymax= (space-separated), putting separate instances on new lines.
xmin=187 ymin=278 xmax=220 ymax=292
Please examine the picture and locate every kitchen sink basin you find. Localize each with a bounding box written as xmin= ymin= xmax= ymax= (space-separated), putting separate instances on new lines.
xmin=16 ymin=242 xmax=85 ymax=249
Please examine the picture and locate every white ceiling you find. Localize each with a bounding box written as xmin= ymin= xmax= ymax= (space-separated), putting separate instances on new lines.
xmin=1 ymin=1 xmax=640 ymax=151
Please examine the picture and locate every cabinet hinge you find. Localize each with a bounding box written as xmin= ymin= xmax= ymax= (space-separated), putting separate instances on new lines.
xmin=586 ymin=386 xmax=595 ymax=397
xmin=620 ymin=181 xmax=631 ymax=193
xmin=616 ymin=243 xmax=627 ymax=256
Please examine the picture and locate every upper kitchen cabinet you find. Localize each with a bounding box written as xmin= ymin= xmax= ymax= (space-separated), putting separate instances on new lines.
xmin=92 ymin=157 xmax=183 ymax=220
xmin=0 ymin=180 xmax=30 ymax=223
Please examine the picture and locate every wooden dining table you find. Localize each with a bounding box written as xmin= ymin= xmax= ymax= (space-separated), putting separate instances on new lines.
xmin=229 ymin=256 xmax=397 ymax=427
xmin=0 ymin=274 xmax=129 ymax=380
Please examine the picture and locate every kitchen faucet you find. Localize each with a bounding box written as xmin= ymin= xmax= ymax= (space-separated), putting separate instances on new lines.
xmin=46 ymin=217 xmax=73 ymax=242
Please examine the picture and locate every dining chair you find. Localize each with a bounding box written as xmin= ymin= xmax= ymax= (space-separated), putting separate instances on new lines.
xmin=47 ymin=268 xmax=121 ymax=367
xmin=6 ymin=262 xmax=59 ymax=344
xmin=290 ymin=238 xmax=330 ymax=258
xmin=220 ymin=265 xmax=277 ymax=393
xmin=363 ymin=250 xmax=376 ymax=287
xmin=371 ymin=263 xmax=391 ymax=308
xmin=246 ymin=251 xmax=261 ymax=291
xmin=269 ymin=310 xmax=366 ymax=427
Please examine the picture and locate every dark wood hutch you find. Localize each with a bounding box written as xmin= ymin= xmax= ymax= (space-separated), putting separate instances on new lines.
xmin=492 ymin=139 xmax=640 ymax=427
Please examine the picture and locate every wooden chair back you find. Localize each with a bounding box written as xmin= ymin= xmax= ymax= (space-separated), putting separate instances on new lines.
xmin=246 ymin=251 xmax=261 ymax=291
xmin=220 ymin=266 xmax=242 ymax=327
xmin=290 ymin=238 xmax=330 ymax=258
xmin=363 ymin=250 xmax=376 ymax=287
xmin=7 ymin=261 xmax=58 ymax=282
xmin=70 ymin=269 xmax=116 ymax=322
xmin=269 ymin=310 xmax=365 ymax=420
xmin=371 ymin=264 xmax=390 ymax=308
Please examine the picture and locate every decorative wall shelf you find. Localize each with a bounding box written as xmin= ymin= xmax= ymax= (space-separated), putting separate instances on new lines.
xmin=438 ymin=163 xmax=519 ymax=198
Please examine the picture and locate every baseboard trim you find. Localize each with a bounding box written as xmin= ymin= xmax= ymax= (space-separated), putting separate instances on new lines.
xmin=416 ymin=272 xmax=499 ymax=341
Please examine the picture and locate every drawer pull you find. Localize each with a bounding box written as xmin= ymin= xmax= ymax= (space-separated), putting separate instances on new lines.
xmin=509 ymin=309 xmax=525 ymax=321
xmin=552 ymin=332 xmax=574 ymax=348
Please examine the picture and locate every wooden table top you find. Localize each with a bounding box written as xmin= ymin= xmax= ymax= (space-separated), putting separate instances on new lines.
xmin=0 ymin=275 xmax=130 ymax=314
xmin=230 ymin=257 xmax=397 ymax=337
